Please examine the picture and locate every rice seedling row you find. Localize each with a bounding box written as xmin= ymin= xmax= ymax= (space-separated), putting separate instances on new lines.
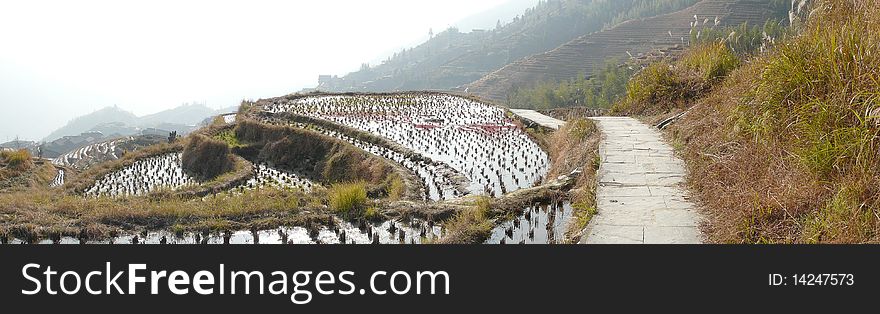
xmin=84 ymin=153 xmax=197 ymax=197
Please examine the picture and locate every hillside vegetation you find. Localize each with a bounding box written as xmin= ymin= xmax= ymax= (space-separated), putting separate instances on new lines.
xmin=469 ymin=0 xmax=789 ymax=103
xmin=508 ymin=58 xmax=635 ymax=109
xmin=622 ymin=0 xmax=880 ymax=243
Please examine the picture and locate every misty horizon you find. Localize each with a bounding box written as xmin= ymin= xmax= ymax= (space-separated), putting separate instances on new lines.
xmin=0 ymin=0 xmax=536 ymax=142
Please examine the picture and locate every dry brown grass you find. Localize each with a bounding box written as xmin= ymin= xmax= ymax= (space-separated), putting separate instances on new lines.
xmin=1 ymin=149 xmax=34 ymax=171
xmin=545 ymin=119 xmax=601 ymax=241
xmin=182 ymin=134 xmax=235 ymax=180
xmin=1 ymin=149 xmax=60 ymax=192
xmin=667 ymin=0 xmax=880 ymax=243
xmin=0 ymin=162 xmax=56 ymax=192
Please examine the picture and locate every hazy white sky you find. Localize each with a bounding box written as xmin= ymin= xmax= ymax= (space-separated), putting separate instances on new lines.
xmin=0 ymin=0 xmax=517 ymax=141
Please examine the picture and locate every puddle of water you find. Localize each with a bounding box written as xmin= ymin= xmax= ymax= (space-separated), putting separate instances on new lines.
xmin=485 ymin=201 xmax=573 ymax=244
xmin=331 ymin=218 xmax=442 ymax=244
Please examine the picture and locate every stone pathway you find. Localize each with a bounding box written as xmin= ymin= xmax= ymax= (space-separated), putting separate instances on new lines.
xmin=580 ymin=117 xmax=703 ymax=244
xmin=510 ymin=109 xmax=566 ymax=130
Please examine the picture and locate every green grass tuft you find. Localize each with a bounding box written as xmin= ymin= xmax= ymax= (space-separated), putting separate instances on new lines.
xmin=328 ymin=182 xmax=369 ymax=218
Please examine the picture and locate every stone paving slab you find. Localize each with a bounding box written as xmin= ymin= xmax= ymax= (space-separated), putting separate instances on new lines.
xmin=581 ymin=117 xmax=703 ymax=244
xmin=510 ymin=109 xmax=567 ymax=130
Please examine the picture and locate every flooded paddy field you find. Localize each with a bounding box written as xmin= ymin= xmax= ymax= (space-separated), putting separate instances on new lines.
xmin=485 ymin=201 xmax=574 ymax=244
xmin=262 ymin=93 xmax=549 ymax=200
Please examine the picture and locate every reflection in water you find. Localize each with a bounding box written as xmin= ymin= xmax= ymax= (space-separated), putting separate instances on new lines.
xmin=485 ymin=201 xmax=573 ymax=244
xmin=5 ymin=203 xmax=573 ymax=245
xmin=9 ymin=217 xmax=443 ymax=245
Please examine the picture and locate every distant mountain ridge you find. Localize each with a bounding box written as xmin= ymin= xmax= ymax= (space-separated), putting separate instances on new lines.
xmin=44 ymin=106 xmax=137 ymax=142
xmin=44 ymin=103 xmax=233 ymax=142
xmin=317 ymin=0 xmax=702 ymax=92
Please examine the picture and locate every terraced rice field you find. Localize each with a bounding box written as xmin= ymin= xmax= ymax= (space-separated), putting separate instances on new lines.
xmin=85 ymin=154 xmax=316 ymax=197
xmin=11 ymin=93 xmax=563 ymax=244
xmin=263 ymin=93 xmax=549 ymax=200
xmin=49 ymin=169 xmax=64 ymax=188
xmin=84 ymin=153 xmax=197 ymax=197
xmin=52 ymin=135 xmax=166 ymax=170
xmin=52 ymin=137 xmax=129 ymax=169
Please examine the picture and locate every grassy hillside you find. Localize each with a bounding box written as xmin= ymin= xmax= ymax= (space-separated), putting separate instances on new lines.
xmin=620 ymin=0 xmax=880 ymax=243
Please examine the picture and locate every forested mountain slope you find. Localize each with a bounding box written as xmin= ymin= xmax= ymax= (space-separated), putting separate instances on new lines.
xmin=467 ymin=0 xmax=789 ymax=103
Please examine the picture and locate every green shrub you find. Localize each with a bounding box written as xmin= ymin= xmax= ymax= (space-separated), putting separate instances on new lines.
xmin=691 ymin=20 xmax=789 ymax=55
xmin=612 ymin=43 xmax=740 ymax=116
xmin=681 ymin=42 xmax=740 ymax=81
xmin=440 ymin=196 xmax=493 ymax=243
xmin=509 ymin=58 xmax=635 ymax=109
xmin=213 ymin=129 xmax=242 ymax=148
xmin=328 ymin=182 xmax=368 ymax=218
